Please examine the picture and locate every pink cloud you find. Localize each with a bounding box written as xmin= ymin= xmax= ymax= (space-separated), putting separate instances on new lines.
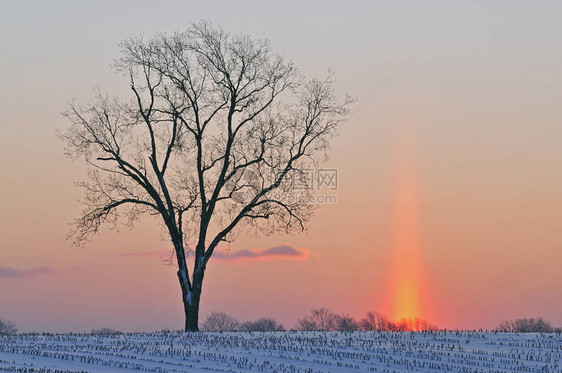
xmin=117 ymin=244 xmax=310 ymax=263
xmin=213 ymin=244 xmax=309 ymax=262
xmin=0 ymin=266 xmax=53 ymax=279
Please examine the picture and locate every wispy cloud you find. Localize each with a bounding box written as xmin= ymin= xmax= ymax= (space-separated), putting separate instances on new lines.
xmin=117 ymin=244 xmax=310 ymax=263
xmin=213 ymin=244 xmax=309 ymax=262
xmin=0 ymin=266 xmax=53 ymax=279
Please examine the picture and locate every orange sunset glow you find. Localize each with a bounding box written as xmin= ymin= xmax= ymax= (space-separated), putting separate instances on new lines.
xmin=385 ymin=127 xmax=434 ymax=327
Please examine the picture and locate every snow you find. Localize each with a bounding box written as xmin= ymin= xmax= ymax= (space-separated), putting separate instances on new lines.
xmin=1 ymin=331 xmax=560 ymax=372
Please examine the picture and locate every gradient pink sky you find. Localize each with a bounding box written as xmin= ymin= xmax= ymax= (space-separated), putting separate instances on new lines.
xmin=1 ymin=1 xmax=561 ymax=332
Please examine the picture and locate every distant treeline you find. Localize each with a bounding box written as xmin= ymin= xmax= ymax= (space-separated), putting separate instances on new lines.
xmin=201 ymin=313 xmax=284 ymax=332
xmin=296 ymin=308 xmax=438 ymax=332
xmin=2 ymin=314 xmax=560 ymax=334
xmin=495 ymin=318 xmax=561 ymax=333
xmin=198 ymin=311 xmax=562 ymax=333
xmin=198 ymin=308 xmax=439 ymax=332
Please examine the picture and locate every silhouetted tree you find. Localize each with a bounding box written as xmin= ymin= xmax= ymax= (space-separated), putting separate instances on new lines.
xmin=332 ymin=314 xmax=358 ymax=331
xmin=297 ymin=309 xmax=365 ymax=331
xmin=359 ymin=311 xmax=438 ymax=331
xmin=60 ymin=21 xmax=351 ymax=331
xmin=0 ymin=318 xmax=17 ymax=335
xmin=359 ymin=311 xmax=395 ymax=331
xmin=201 ymin=312 xmax=239 ymax=332
xmin=298 ymin=308 xmax=338 ymax=331
xmin=240 ymin=317 xmax=284 ymax=332
xmin=91 ymin=328 xmax=121 ymax=335
xmin=495 ymin=318 xmax=558 ymax=333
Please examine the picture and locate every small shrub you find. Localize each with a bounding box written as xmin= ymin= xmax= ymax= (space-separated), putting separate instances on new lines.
xmin=333 ymin=314 xmax=358 ymax=331
xmin=0 ymin=318 xmax=17 ymax=335
xmin=91 ymin=328 xmax=121 ymax=335
xmin=297 ymin=308 xmax=359 ymax=331
xmin=201 ymin=312 xmax=239 ymax=332
xmin=298 ymin=308 xmax=336 ymax=331
xmin=495 ymin=318 xmax=558 ymax=333
xmin=359 ymin=311 xmax=394 ymax=331
xmin=240 ymin=318 xmax=284 ymax=332
xmin=359 ymin=312 xmax=438 ymax=331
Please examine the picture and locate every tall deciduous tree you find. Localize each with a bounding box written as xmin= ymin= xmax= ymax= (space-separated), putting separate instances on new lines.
xmin=60 ymin=21 xmax=351 ymax=331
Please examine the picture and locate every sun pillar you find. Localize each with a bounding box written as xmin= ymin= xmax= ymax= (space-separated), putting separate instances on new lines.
xmin=388 ymin=128 xmax=426 ymax=322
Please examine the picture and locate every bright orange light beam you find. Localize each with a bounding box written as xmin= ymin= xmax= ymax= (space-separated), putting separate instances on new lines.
xmin=389 ymin=127 xmax=428 ymax=322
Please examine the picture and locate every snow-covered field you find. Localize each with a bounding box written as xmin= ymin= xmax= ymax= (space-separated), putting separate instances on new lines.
xmin=1 ymin=331 xmax=560 ymax=372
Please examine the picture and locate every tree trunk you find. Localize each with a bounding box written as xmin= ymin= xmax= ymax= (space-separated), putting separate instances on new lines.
xmin=178 ymin=266 xmax=205 ymax=332
xmin=184 ymin=290 xmax=201 ymax=332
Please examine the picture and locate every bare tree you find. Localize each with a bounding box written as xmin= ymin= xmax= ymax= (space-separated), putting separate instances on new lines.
xmin=91 ymin=328 xmax=121 ymax=335
xmin=359 ymin=311 xmax=394 ymax=331
xmin=201 ymin=312 xmax=239 ymax=332
xmin=240 ymin=317 xmax=284 ymax=332
xmin=0 ymin=318 xmax=17 ymax=335
xmin=332 ymin=314 xmax=358 ymax=331
xmin=495 ymin=318 xmax=558 ymax=333
xmin=394 ymin=317 xmax=439 ymax=332
xmin=60 ymin=22 xmax=351 ymax=331
xmin=359 ymin=311 xmax=438 ymax=331
xmin=298 ymin=308 xmax=337 ymax=331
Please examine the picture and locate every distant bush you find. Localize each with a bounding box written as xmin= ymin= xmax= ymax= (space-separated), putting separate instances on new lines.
xmin=495 ymin=318 xmax=560 ymax=333
xmin=359 ymin=311 xmax=395 ymax=331
xmin=298 ymin=308 xmax=336 ymax=331
xmin=201 ymin=312 xmax=239 ymax=332
xmin=240 ymin=317 xmax=284 ymax=332
xmin=359 ymin=311 xmax=439 ymax=331
xmin=394 ymin=317 xmax=439 ymax=332
xmin=0 ymin=318 xmax=17 ymax=335
xmin=91 ymin=328 xmax=121 ymax=335
xmin=298 ymin=308 xmax=360 ymax=331
xmin=332 ymin=314 xmax=359 ymax=331
xmin=157 ymin=328 xmax=175 ymax=334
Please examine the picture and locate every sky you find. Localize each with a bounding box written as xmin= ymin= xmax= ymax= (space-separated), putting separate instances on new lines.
xmin=1 ymin=0 xmax=561 ymax=332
